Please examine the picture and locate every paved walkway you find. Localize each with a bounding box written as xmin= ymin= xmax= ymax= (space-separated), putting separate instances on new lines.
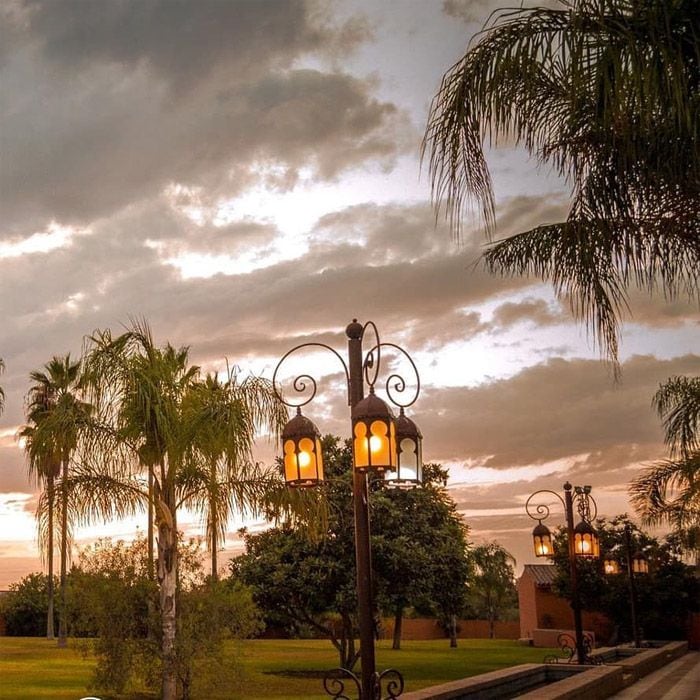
xmin=609 ymin=651 xmax=700 ymax=699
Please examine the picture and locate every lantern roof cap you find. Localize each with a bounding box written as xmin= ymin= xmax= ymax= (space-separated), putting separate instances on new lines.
xmin=352 ymin=389 xmax=395 ymax=421
xmin=574 ymin=519 xmax=596 ymax=535
xmin=395 ymin=408 xmax=422 ymax=439
xmin=532 ymin=521 xmax=551 ymax=537
xmin=282 ymin=408 xmax=321 ymax=440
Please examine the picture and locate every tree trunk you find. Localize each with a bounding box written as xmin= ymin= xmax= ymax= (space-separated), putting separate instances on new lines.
xmin=449 ymin=614 xmax=458 ymax=648
xmin=147 ymin=465 xmax=154 ymax=580
xmin=46 ymin=473 xmax=55 ymax=640
xmin=210 ymin=463 xmax=217 ymax=581
xmin=392 ymin=604 xmax=403 ymax=650
xmin=489 ymin=609 xmax=495 ymax=639
xmin=157 ymin=479 xmax=178 ymax=700
xmin=57 ymin=457 xmax=69 ymax=648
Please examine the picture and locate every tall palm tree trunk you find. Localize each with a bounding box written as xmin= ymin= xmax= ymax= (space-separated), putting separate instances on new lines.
xmin=210 ymin=463 xmax=218 ymax=581
xmin=156 ymin=473 xmax=178 ymax=700
xmin=46 ymin=473 xmax=55 ymax=640
xmin=57 ymin=457 xmax=68 ymax=647
xmin=148 ymin=465 xmax=154 ymax=579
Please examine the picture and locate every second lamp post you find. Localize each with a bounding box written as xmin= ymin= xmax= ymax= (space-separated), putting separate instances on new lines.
xmin=273 ymin=319 xmax=423 ymax=699
xmin=526 ymin=482 xmax=600 ymax=664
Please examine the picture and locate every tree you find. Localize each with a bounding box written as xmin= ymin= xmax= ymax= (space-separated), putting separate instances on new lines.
xmin=19 ymin=378 xmax=62 ymax=640
xmin=467 ymin=543 xmax=518 ymax=639
xmin=233 ymin=438 xmax=472 ymax=660
xmin=424 ymin=0 xmax=699 ymax=365
xmin=630 ymin=376 xmax=700 ymax=566
xmin=76 ymin=320 xmax=287 ymax=700
xmin=372 ymin=463 xmax=471 ymax=649
xmin=549 ymin=515 xmax=700 ymax=642
xmin=22 ymin=354 xmax=92 ymax=647
xmin=182 ymin=369 xmax=287 ymax=580
xmin=0 ymin=573 xmax=56 ymax=636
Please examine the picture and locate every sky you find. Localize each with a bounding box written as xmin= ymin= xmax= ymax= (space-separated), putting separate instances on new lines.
xmin=0 ymin=0 xmax=698 ymax=588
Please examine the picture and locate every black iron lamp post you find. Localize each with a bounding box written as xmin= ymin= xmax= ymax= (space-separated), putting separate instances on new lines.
xmin=273 ymin=320 xmax=422 ymax=699
xmin=604 ymin=524 xmax=648 ymax=647
xmin=525 ymin=483 xmax=600 ymax=664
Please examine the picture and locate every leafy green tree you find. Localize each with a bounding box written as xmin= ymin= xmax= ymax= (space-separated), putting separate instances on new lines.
xmin=631 ymin=376 xmax=700 ymax=566
xmin=233 ymin=438 xmax=472 ymax=660
xmin=22 ymin=355 xmax=92 ymax=647
xmin=467 ymin=543 xmax=518 ymax=638
xmin=0 ymin=573 xmax=56 ymax=636
xmin=549 ymin=515 xmax=700 ymax=642
xmin=373 ymin=463 xmax=471 ymax=649
xmin=424 ymin=0 xmax=699 ymax=365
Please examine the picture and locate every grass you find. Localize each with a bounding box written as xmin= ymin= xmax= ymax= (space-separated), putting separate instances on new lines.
xmin=0 ymin=637 xmax=556 ymax=699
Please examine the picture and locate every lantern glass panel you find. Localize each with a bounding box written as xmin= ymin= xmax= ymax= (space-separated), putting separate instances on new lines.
xmin=534 ymin=533 xmax=553 ymax=557
xmin=604 ymin=559 xmax=620 ymax=575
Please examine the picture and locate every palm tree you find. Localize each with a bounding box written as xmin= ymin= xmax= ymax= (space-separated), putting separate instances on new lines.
xmin=19 ymin=380 xmax=62 ymax=640
xmin=424 ymin=0 xmax=699 ymax=365
xmin=80 ymin=320 xmax=290 ymax=699
xmin=630 ymin=376 xmax=700 ymax=565
xmin=183 ymin=369 xmax=287 ymax=579
xmin=23 ymin=355 xmax=92 ymax=647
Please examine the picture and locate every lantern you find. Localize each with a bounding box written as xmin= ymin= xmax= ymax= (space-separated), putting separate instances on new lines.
xmin=573 ymin=520 xmax=600 ymax=558
xmin=384 ymin=408 xmax=422 ymax=488
xmin=352 ymin=389 xmax=397 ymax=473
xmin=603 ymin=558 xmax=620 ymax=575
xmin=632 ymin=551 xmax=649 ymax=574
xmin=281 ymin=408 xmax=324 ymax=487
xmin=532 ymin=521 xmax=553 ymax=557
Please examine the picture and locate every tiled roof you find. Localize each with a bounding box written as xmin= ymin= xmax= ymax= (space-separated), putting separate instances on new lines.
xmin=521 ymin=564 xmax=557 ymax=587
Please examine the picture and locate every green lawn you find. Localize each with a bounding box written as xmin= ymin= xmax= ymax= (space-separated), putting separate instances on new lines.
xmin=0 ymin=637 xmax=556 ymax=699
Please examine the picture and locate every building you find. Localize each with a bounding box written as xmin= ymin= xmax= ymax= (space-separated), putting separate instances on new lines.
xmin=517 ymin=564 xmax=612 ymax=648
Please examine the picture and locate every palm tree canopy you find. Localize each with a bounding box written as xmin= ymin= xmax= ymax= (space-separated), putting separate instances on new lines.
xmin=425 ymin=0 xmax=700 ymax=363
xmin=653 ymin=376 xmax=700 ymax=458
xmin=630 ymin=375 xmax=700 ymax=551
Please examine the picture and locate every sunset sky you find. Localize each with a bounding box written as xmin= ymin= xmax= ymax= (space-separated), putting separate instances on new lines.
xmin=1 ymin=0 xmax=698 ymax=588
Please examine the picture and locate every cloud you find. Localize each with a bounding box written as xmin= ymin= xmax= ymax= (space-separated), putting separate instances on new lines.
xmin=419 ymin=353 xmax=700 ymax=468
xmin=1 ymin=2 xmax=410 ymax=237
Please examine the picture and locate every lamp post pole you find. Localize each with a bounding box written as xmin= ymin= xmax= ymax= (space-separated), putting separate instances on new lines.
xmin=347 ymin=321 xmax=376 ymax=698
xmin=563 ymin=483 xmax=586 ymax=665
xmin=624 ymin=525 xmax=641 ymax=648
xmin=274 ymin=319 xmax=422 ymax=699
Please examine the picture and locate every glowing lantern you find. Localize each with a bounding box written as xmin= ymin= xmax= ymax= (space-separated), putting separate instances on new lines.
xmin=281 ymin=408 xmax=324 ymax=487
xmin=384 ymin=409 xmax=422 ymax=488
xmin=603 ymin=558 xmax=620 ymax=575
xmin=352 ymin=389 xmax=396 ymax=473
xmin=632 ymin=551 xmax=649 ymax=574
xmin=532 ymin=521 xmax=553 ymax=557
xmin=573 ymin=520 xmax=600 ymax=558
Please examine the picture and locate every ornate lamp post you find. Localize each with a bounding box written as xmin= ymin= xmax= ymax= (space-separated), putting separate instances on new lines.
xmin=273 ymin=320 xmax=422 ymax=699
xmin=525 ymin=483 xmax=600 ymax=664
xmin=604 ymin=523 xmax=648 ymax=647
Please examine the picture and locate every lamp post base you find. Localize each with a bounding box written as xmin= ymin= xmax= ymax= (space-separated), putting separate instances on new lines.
xmin=324 ymin=667 xmax=405 ymax=699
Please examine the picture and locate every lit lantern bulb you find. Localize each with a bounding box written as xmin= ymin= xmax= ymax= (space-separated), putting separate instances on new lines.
xmin=298 ymin=451 xmax=311 ymax=468
xmin=369 ymin=435 xmax=382 ymax=453
xmin=582 ymin=540 xmax=590 ymax=553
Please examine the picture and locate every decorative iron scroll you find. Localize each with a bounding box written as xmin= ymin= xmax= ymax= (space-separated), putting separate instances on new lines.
xmin=544 ymin=633 xmax=601 ymax=665
xmin=573 ymin=486 xmax=598 ymax=523
xmin=525 ymin=490 xmax=565 ymax=524
xmin=324 ymin=668 xmax=361 ymax=699
xmin=366 ymin=342 xmax=420 ymax=409
xmin=373 ymin=668 xmax=405 ymax=699
xmin=323 ymin=668 xmax=405 ymax=699
xmin=272 ymin=342 xmax=349 ymax=408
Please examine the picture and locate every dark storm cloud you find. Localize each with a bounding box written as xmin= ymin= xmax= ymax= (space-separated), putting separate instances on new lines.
xmin=419 ymin=353 xmax=700 ymax=468
xmin=1 ymin=1 xmax=409 ymax=237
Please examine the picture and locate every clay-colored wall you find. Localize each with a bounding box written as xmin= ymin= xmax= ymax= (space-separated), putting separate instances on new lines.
xmin=381 ymin=617 xmax=520 ymax=640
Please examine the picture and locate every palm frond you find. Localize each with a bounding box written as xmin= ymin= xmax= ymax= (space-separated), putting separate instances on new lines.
xmin=652 ymin=376 xmax=700 ymax=457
